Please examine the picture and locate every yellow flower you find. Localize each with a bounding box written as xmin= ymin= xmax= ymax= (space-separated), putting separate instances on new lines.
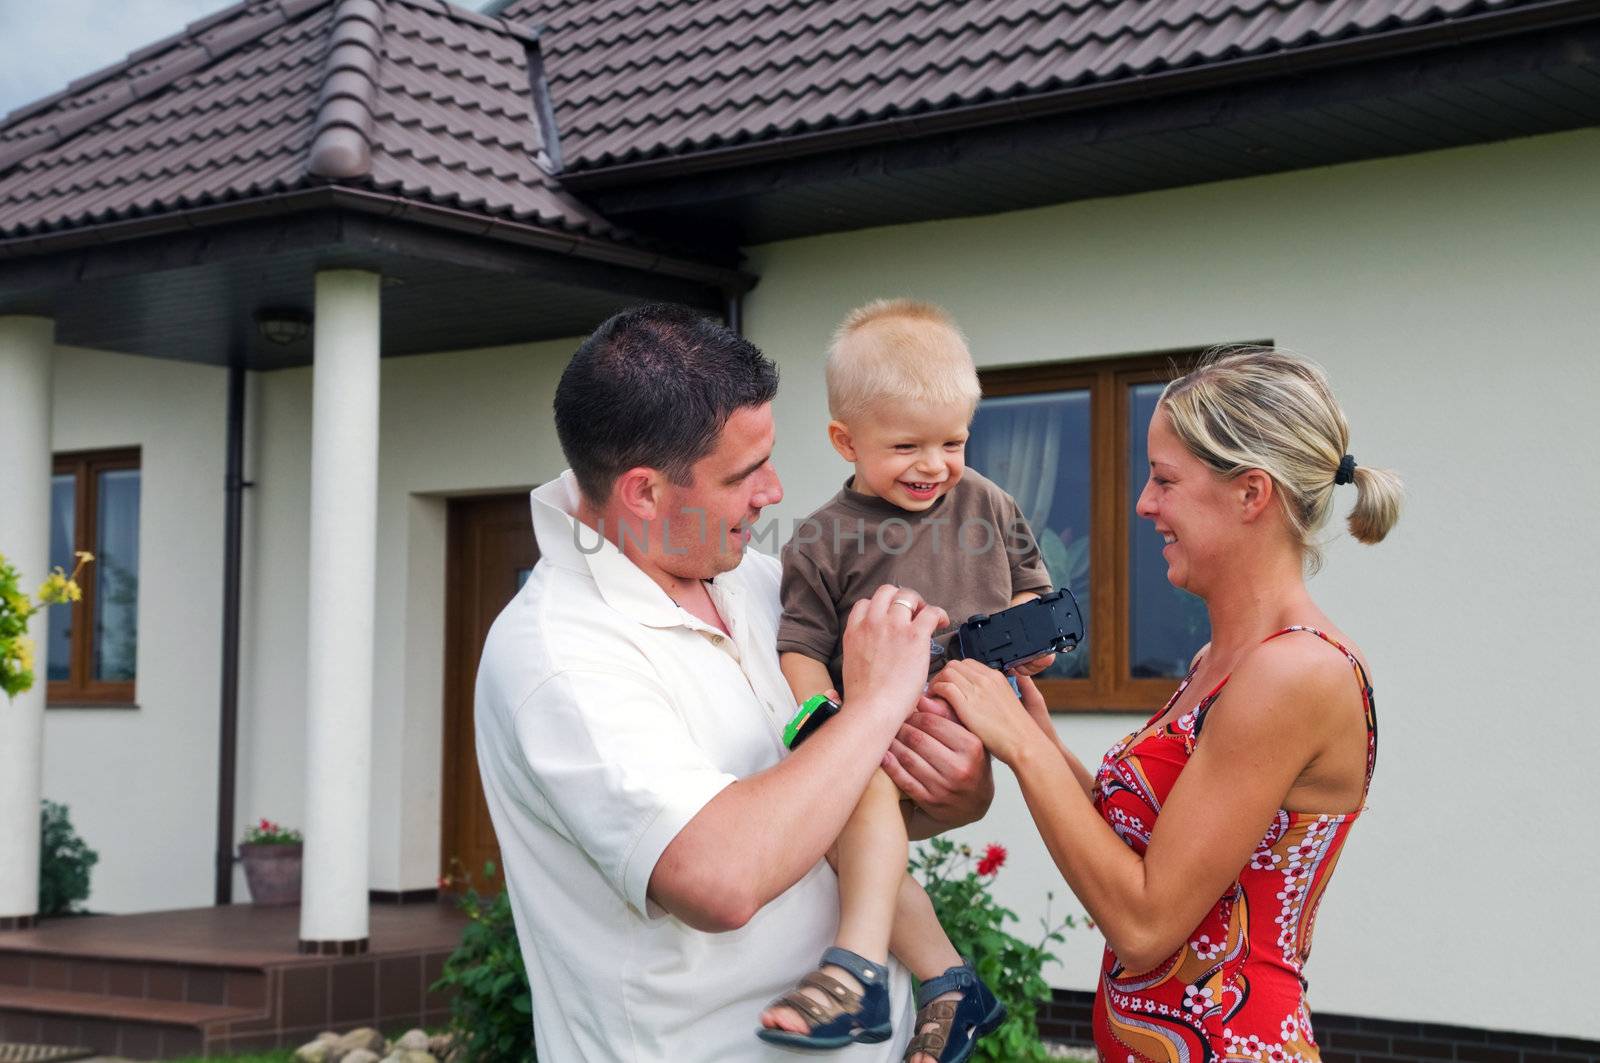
xmin=4 ymin=589 xmax=34 ymax=619
xmin=75 ymin=550 xmax=94 ymax=564
xmin=37 ymin=569 xmax=81 ymax=605
xmin=15 ymin=636 xmax=34 ymax=675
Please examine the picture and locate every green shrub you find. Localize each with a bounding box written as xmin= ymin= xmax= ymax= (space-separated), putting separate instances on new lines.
xmin=911 ymin=836 xmax=1083 ymax=1063
xmin=431 ymin=863 xmax=534 ymax=1063
xmin=428 ymin=844 xmax=1081 ymax=1063
xmin=39 ymin=800 xmax=97 ymax=916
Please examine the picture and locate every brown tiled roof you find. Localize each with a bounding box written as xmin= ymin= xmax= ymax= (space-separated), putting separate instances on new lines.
xmin=496 ymin=0 xmax=1580 ymax=171
xmin=0 ymin=0 xmax=625 ymax=241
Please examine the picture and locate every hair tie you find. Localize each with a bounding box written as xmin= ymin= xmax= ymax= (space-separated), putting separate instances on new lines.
xmin=1334 ymin=454 xmax=1357 ymax=486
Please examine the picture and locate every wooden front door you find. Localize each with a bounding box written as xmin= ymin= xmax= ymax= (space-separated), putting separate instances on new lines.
xmin=441 ymin=493 xmax=538 ymax=894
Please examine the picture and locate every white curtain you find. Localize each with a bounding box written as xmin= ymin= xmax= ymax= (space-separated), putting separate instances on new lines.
xmin=973 ymin=399 xmax=1062 ymax=533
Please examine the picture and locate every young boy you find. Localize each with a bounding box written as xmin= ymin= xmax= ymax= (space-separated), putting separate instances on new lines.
xmin=757 ymin=300 xmax=1054 ymax=1062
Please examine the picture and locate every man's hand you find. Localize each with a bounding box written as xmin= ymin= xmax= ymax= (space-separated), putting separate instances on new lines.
xmin=883 ymin=693 xmax=994 ymax=835
xmin=840 ymin=585 xmax=948 ymax=725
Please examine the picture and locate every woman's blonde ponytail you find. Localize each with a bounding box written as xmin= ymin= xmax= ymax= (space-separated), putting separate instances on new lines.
xmin=1346 ymin=464 xmax=1404 ymax=545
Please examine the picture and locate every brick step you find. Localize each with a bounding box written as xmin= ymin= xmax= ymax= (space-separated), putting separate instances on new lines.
xmin=0 ymin=906 xmax=463 ymax=1059
xmin=0 ymin=952 xmax=267 ymax=1010
xmin=0 ymin=985 xmax=260 ymax=1059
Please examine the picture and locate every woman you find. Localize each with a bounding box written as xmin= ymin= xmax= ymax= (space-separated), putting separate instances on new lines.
xmin=929 ymin=348 xmax=1402 ymax=1063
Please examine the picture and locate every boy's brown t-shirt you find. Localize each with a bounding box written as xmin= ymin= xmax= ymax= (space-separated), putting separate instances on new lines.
xmin=777 ymin=468 xmax=1053 ymax=695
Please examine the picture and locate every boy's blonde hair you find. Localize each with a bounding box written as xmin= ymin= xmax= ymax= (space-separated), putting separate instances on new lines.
xmin=1160 ymin=346 xmax=1403 ymax=573
xmin=825 ymin=299 xmax=982 ymax=424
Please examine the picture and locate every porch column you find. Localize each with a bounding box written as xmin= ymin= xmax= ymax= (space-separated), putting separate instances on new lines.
xmin=0 ymin=316 xmax=55 ymax=929
xmin=299 ymin=271 xmax=380 ymax=953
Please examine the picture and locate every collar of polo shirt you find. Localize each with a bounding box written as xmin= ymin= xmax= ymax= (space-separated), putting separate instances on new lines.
xmin=531 ymin=471 xmax=704 ymax=630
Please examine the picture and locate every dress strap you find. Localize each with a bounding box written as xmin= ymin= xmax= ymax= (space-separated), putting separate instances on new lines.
xmin=1261 ymin=625 xmax=1378 ymax=791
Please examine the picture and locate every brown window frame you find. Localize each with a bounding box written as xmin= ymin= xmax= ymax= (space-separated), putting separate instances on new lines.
xmin=978 ymin=350 xmax=1205 ymax=714
xmin=47 ymin=447 xmax=140 ymax=708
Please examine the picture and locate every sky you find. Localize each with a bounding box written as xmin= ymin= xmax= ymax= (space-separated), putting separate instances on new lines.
xmin=0 ymin=0 xmax=239 ymax=117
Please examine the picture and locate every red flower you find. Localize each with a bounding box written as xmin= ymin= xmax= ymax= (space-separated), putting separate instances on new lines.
xmin=977 ymin=843 xmax=1007 ymax=876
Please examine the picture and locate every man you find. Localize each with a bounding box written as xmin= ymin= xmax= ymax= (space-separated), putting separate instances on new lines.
xmin=474 ymin=304 xmax=994 ymax=1061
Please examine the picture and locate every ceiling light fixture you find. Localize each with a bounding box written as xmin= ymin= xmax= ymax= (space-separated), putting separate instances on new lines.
xmin=255 ymin=309 xmax=312 ymax=346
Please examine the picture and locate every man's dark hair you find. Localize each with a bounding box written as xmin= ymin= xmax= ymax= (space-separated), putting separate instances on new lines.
xmin=554 ymin=303 xmax=780 ymax=502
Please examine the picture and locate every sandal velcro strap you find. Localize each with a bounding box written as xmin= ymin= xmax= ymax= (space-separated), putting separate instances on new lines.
xmin=801 ymin=969 xmax=861 ymax=1010
xmin=822 ymin=945 xmax=889 ymax=987
xmin=915 ymin=961 xmax=976 ymax=1006
xmin=772 ymin=987 xmax=838 ymax=1026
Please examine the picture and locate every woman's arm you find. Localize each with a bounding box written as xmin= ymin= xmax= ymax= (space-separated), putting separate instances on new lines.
xmin=932 ymin=638 xmax=1351 ymax=972
xmin=1012 ymin=675 xmax=1094 ymax=796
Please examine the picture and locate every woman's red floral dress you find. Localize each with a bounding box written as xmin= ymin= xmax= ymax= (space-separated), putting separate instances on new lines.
xmin=1091 ymin=627 xmax=1377 ymax=1063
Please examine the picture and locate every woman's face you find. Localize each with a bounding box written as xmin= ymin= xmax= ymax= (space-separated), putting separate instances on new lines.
xmin=1134 ymin=407 xmax=1240 ymax=596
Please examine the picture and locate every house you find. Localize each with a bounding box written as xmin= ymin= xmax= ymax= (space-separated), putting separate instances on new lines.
xmin=1 ymin=0 xmax=1597 ymax=1056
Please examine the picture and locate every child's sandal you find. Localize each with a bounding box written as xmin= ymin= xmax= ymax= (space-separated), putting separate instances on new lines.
xmin=756 ymin=946 xmax=893 ymax=1050
xmin=903 ymin=960 xmax=1006 ymax=1063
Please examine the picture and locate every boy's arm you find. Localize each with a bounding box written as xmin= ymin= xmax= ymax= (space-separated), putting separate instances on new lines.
xmin=996 ymin=489 xmax=1053 ymax=598
xmin=781 ymin=651 xmax=836 ymax=706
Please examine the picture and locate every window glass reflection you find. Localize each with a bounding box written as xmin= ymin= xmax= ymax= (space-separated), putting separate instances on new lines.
xmin=46 ymin=475 xmax=74 ymax=682
xmin=968 ymin=390 xmax=1092 ymax=678
xmin=1128 ymin=383 xmax=1209 ymax=678
xmin=92 ymin=469 xmax=140 ymax=682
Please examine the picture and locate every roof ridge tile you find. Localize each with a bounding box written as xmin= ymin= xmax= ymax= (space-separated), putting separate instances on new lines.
xmin=306 ymin=0 xmax=385 ymax=178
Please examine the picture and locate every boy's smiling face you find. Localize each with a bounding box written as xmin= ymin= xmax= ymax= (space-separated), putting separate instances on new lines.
xmin=829 ymin=398 xmax=972 ymax=512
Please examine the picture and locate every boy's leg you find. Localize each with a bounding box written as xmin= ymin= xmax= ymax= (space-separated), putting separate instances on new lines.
xmin=891 ymin=870 xmax=969 ymax=1063
xmin=833 ymin=767 xmax=906 ymax=963
xmin=761 ymin=768 xmax=904 ymax=1034
xmin=888 ymin=869 xmax=963 ymax=980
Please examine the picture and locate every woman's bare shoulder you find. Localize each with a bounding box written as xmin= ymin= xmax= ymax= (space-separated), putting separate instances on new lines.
xmin=1204 ymin=632 xmax=1361 ymax=742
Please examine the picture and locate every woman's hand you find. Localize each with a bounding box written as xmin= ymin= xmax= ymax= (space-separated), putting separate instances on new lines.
xmin=840 ymin=584 xmax=948 ymax=725
xmin=883 ymin=693 xmax=994 ymax=832
xmin=927 ymin=659 xmax=1043 ymax=765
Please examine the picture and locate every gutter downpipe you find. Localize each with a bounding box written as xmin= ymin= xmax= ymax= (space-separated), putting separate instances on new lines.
xmin=214 ymin=359 xmax=247 ymax=905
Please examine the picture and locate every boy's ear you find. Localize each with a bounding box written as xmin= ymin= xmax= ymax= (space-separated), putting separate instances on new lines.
xmin=827 ymin=420 xmax=858 ymax=462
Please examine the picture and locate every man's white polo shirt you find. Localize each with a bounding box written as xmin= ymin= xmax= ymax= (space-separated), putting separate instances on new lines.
xmin=474 ymin=472 xmax=912 ymax=1062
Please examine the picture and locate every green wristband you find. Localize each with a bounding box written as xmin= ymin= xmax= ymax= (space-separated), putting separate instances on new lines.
xmin=783 ymin=693 xmax=841 ymax=750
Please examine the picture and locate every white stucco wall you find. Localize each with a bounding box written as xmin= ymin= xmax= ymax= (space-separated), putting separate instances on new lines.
xmin=44 ymin=346 xmax=228 ymax=914
xmin=37 ymin=125 xmax=1599 ymax=1039
xmin=239 ymin=339 xmax=580 ymax=896
xmin=743 ymin=127 xmax=1600 ymax=1038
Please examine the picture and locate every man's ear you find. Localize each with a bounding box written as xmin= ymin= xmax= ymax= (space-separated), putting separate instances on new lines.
xmin=613 ymin=467 xmax=664 ymax=521
xmin=1237 ymin=468 xmax=1276 ymax=523
xmin=827 ymin=420 xmax=858 ymax=462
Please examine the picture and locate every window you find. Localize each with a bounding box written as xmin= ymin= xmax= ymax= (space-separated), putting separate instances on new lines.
xmin=969 ymin=354 xmax=1209 ymax=712
xmin=47 ymin=449 xmax=140 ymax=705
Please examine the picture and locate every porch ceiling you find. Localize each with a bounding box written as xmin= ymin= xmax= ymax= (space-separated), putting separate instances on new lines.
xmin=0 ymin=201 xmax=732 ymax=370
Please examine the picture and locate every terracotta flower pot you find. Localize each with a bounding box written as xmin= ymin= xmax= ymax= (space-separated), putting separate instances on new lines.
xmin=239 ymin=842 xmax=302 ymax=905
